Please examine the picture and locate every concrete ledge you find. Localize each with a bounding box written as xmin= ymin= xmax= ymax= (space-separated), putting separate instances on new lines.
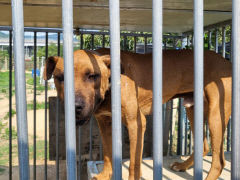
xmin=88 ymin=153 xmax=231 ymax=180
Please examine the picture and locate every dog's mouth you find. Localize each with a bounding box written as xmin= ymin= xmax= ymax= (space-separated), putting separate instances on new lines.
xmin=75 ymin=113 xmax=91 ymax=126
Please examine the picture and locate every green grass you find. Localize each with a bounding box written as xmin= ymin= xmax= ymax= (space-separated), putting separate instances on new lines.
xmin=26 ymin=77 xmax=47 ymax=92
xmin=27 ymin=101 xmax=48 ymax=110
xmin=0 ymin=168 xmax=5 ymax=175
xmin=3 ymin=109 xmax=16 ymax=120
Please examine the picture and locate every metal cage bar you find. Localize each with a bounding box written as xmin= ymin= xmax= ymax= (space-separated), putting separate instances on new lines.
xmin=44 ymin=32 xmax=49 ymax=180
xmin=193 ymin=0 xmax=204 ymax=178
xmin=231 ymin=0 xmax=240 ymax=178
xmin=109 ymin=0 xmax=122 ymax=178
xmin=222 ymin=26 xmax=226 ymax=58
xmin=62 ymin=0 xmax=77 ymax=179
xmin=215 ymin=28 xmax=219 ymax=53
xmin=33 ymin=31 xmax=37 ymax=180
xmin=152 ymin=0 xmax=163 ymax=179
xmin=8 ymin=30 xmax=13 ymax=180
xmin=11 ymin=0 xmax=30 ymax=179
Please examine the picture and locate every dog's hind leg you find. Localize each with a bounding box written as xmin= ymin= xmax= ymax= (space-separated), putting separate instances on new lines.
xmin=93 ymin=116 xmax=112 ymax=180
xmin=170 ymin=101 xmax=210 ymax=172
xmin=205 ymin=80 xmax=231 ymax=180
xmin=125 ymin=109 xmax=146 ymax=180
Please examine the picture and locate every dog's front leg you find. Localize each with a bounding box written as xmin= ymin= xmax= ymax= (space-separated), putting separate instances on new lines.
xmin=93 ymin=116 xmax=112 ymax=180
xmin=126 ymin=110 xmax=146 ymax=180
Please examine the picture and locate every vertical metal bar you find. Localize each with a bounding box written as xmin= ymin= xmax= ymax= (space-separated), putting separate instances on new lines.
xmin=102 ymin=35 xmax=105 ymax=48
xmin=62 ymin=0 xmax=77 ymax=179
xmin=144 ymin=36 xmax=147 ymax=53
xmin=187 ymin=36 xmax=189 ymax=48
xmin=222 ymin=26 xmax=226 ymax=58
xmin=215 ymin=28 xmax=218 ymax=53
xmin=58 ymin=32 xmax=61 ymax=56
xmin=33 ymin=31 xmax=37 ymax=180
xmin=152 ymin=0 xmax=163 ymax=178
xmin=189 ymin=131 xmax=192 ymax=154
xmin=124 ymin=36 xmax=127 ymax=51
xmin=11 ymin=0 xmax=30 ymax=179
xmin=194 ymin=0 xmax=204 ymax=178
xmin=164 ymin=38 xmax=167 ymax=50
xmin=169 ymin=106 xmax=173 ymax=155
xmin=78 ymin=127 xmax=81 ymax=180
xmin=232 ymin=0 xmax=240 ymax=178
xmin=227 ymin=120 xmax=231 ymax=151
xmin=56 ymin=33 xmax=60 ymax=180
xmin=89 ymin=117 xmax=93 ymax=161
xmin=177 ymin=99 xmax=185 ymax=155
xmin=44 ymin=32 xmax=48 ymax=180
xmin=91 ymin=34 xmax=94 ymax=50
xmin=80 ymin=34 xmax=83 ymax=49
xmin=55 ymin=97 xmax=60 ymax=180
xmin=184 ymin=113 xmax=188 ymax=155
xmin=208 ymin=31 xmax=212 ymax=50
xmin=8 ymin=30 xmax=13 ymax=180
xmin=173 ymin=38 xmax=176 ymax=49
xmin=109 ymin=0 xmax=122 ymax=178
xmin=134 ymin=36 xmax=137 ymax=53
xmin=227 ymin=26 xmax=232 ymax=152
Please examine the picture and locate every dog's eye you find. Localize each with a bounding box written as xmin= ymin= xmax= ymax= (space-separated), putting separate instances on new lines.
xmin=87 ymin=73 xmax=100 ymax=81
xmin=55 ymin=75 xmax=64 ymax=82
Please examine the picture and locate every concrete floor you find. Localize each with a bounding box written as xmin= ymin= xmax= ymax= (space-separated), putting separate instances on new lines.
xmin=88 ymin=153 xmax=231 ymax=180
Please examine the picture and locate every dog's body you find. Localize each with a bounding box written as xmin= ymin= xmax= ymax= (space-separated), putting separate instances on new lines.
xmin=44 ymin=48 xmax=232 ymax=180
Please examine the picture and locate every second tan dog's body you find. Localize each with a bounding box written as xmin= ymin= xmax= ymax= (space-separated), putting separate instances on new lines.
xmin=44 ymin=48 xmax=232 ymax=180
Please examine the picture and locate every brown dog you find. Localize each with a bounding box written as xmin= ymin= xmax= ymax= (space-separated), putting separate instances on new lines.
xmin=44 ymin=48 xmax=232 ymax=180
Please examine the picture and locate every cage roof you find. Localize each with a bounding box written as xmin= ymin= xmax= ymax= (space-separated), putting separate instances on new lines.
xmin=0 ymin=0 xmax=232 ymax=33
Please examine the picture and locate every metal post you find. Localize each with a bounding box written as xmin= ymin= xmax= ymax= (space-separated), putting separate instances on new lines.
xmin=144 ymin=36 xmax=147 ymax=53
xmin=62 ymin=0 xmax=77 ymax=179
xmin=55 ymin=97 xmax=60 ymax=180
xmin=109 ymin=0 xmax=122 ymax=178
xmin=80 ymin=34 xmax=83 ymax=49
xmin=102 ymin=35 xmax=105 ymax=48
xmin=78 ymin=127 xmax=81 ymax=180
xmin=44 ymin=32 xmax=48 ymax=180
xmin=222 ymin=26 xmax=226 ymax=58
xmin=232 ymin=0 xmax=240 ymax=178
xmin=215 ymin=28 xmax=218 ymax=53
xmin=89 ymin=117 xmax=93 ymax=161
xmin=33 ymin=31 xmax=37 ymax=180
xmin=152 ymin=0 xmax=163 ymax=178
xmin=124 ymin=36 xmax=127 ymax=51
xmin=8 ymin=30 xmax=13 ymax=180
xmin=56 ymin=33 xmax=60 ymax=180
xmin=177 ymin=98 xmax=185 ymax=155
xmin=194 ymin=0 xmax=204 ymax=178
xmin=11 ymin=0 xmax=30 ymax=179
xmin=91 ymin=34 xmax=94 ymax=50
xmin=134 ymin=36 xmax=137 ymax=53
xmin=184 ymin=113 xmax=188 ymax=155
xmin=208 ymin=31 xmax=212 ymax=50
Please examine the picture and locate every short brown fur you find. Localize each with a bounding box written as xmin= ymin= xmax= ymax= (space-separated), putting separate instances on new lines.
xmin=44 ymin=48 xmax=232 ymax=180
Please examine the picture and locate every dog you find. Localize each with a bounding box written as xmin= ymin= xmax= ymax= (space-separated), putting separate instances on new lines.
xmin=44 ymin=48 xmax=232 ymax=180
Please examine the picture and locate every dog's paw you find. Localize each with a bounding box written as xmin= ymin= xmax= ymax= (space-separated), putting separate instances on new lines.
xmin=92 ymin=172 xmax=112 ymax=180
xmin=170 ymin=162 xmax=187 ymax=172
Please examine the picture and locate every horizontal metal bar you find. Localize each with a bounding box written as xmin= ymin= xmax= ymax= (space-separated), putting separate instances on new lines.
xmin=183 ymin=19 xmax=232 ymax=36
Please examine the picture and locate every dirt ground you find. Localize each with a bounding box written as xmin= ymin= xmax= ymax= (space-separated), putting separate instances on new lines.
xmin=0 ymin=89 xmax=57 ymax=178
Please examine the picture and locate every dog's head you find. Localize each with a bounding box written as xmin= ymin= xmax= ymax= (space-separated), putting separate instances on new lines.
xmin=44 ymin=50 xmax=111 ymax=126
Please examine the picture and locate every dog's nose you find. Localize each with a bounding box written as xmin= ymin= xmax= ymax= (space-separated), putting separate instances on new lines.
xmin=75 ymin=97 xmax=85 ymax=112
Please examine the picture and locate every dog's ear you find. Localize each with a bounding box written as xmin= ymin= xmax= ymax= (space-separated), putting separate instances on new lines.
xmin=99 ymin=55 xmax=111 ymax=68
xmin=43 ymin=56 xmax=59 ymax=80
